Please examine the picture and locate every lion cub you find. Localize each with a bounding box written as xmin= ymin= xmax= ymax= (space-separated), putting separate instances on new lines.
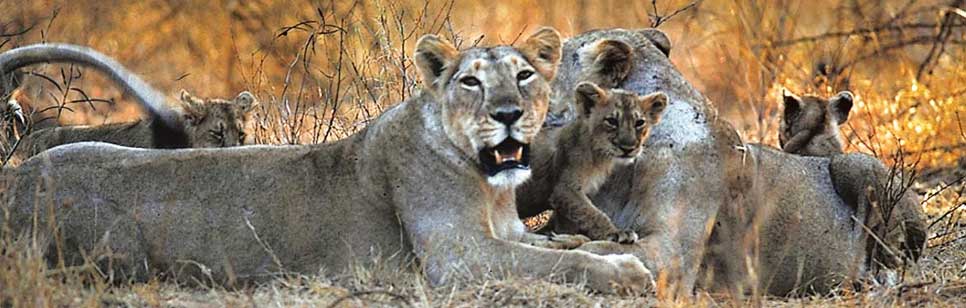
xmin=7 ymin=90 xmax=255 ymax=165
xmin=519 ymin=82 xmax=667 ymax=243
xmin=779 ymin=89 xmax=853 ymax=156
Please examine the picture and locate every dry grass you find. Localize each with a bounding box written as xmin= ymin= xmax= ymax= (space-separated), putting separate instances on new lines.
xmin=1 ymin=0 xmax=964 ymax=306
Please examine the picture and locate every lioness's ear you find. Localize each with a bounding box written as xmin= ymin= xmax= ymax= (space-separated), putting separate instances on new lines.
xmin=575 ymin=82 xmax=606 ymax=117
xmin=829 ymin=91 xmax=853 ymax=125
xmin=638 ymin=28 xmax=671 ymax=57
xmin=782 ymin=89 xmax=802 ymax=124
xmin=234 ymin=91 xmax=257 ymax=112
xmin=641 ymin=92 xmax=668 ymax=121
xmin=519 ymin=27 xmax=562 ymax=80
xmin=414 ymin=34 xmax=459 ymax=93
xmin=584 ymin=39 xmax=633 ymax=88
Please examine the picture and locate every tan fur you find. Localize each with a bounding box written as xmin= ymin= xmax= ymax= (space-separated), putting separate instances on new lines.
xmin=777 ymin=90 xmax=927 ymax=277
xmin=518 ymin=83 xmax=666 ymax=243
xmin=528 ymin=28 xmax=926 ymax=297
xmin=779 ymin=89 xmax=853 ymax=156
xmin=3 ymin=29 xmax=653 ymax=294
xmin=5 ymin=90 xmax=255 ymax=166
xmin=177 ymin=90 xmax=255 ymax=147
xmin=780 ymin=88 xmax=926 ymax=265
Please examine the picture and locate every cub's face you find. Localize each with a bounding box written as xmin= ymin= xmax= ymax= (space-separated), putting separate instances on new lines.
xmin=414 ymin=28 xmax=562 ymax=188
xmin=179 ymin=90 xmax=256 ymax=148
xmin=575 ymin=82 xmax=667 ymax=164
xmin=779 ymin=90 xmax=853 ymax=156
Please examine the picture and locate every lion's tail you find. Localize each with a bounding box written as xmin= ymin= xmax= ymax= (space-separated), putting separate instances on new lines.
xmin=0 ymin=43 xmax=188 ymax=148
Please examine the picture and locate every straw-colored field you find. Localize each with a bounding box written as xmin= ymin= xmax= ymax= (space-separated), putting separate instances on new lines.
xmin=1 ymin=0 xmax=963 ymax=306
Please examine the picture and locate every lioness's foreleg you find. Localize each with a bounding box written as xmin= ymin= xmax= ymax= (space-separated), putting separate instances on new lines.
xmin=549 ymin=185 xmax=637 ymax=243
xmin=420 ymin=233 xmax=652 ymax=294
xmin=393 ymin=188 xmax=651 ymax=294
xmin=522 ymin=231 xmax=590 ymax=249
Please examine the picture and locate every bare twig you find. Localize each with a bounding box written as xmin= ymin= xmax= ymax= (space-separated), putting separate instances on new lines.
xmin=649 ymin=0 xmax=702 ymax=28
xmin=322 ymin=17 xmax=347 ymax=144
xmin=916 ymin=0 xmax=965 ymax=80
xmin=0 ymin=23 xmax=36 ymax=38
xmin=764 ymin=22 xmax=966 ymax=48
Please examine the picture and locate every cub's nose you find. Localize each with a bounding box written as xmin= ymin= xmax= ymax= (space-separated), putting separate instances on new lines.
xmin=491 ymin=107 xmax=523 ymax=126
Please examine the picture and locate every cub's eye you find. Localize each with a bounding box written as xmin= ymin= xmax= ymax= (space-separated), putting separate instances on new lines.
xmin=460 ymin=76 xmax=481 ymax=87
xmin=604 ymin=118 xmax=619 ymax=127
xmin=635 ymin=119 xmax=646 ymax=128
xmin=517 ymin=70 xmax=534 ymax=81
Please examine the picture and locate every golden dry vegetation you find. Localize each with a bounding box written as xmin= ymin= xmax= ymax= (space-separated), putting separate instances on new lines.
xmin=0 ymin=0 xmax=964 ymax=306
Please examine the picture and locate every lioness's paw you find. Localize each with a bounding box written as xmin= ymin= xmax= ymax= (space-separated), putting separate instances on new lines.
xmin=604 ymin=254 xmax=653 ymax=295
xmin=607 ymin=229 xmax=639 ymax=244
xmin=584 ymin=254 xmax=653 ymax=294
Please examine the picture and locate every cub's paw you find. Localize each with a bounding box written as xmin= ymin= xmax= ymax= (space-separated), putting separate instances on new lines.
xmin=584 ymin=254 xmax=653 ymax=295
xmin=606 ymin=229 xmax=639 ymax=244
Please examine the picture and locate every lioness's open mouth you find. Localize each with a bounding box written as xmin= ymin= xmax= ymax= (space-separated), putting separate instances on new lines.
xmin=479 ymin=138 xmax=530 ymax=177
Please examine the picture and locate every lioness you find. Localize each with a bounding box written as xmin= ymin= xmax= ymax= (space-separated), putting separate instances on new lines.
xmin=777 ymin=89 xmax=927 ymax=273
xmin=5 ymin=90 xmax=255 ymax=166
xmin=518 ymin=82 xmax=666 ymax=243
xmin=529 ymin=28 xmax=925 ymax=296
xmin=1 ymin=29 xmax=652 ymax=293
xmin=531 ymin=28 xmax=750 ymax=296
xmin=779 ymin=89 xmax=853 ymax=156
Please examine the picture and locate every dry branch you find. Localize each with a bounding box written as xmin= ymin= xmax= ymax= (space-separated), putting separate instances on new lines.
xmin=649 ymin=0 xmax=702 ymax=28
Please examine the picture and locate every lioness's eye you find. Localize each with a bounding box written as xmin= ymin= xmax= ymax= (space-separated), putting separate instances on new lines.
xmin=460 ymin=76 xmax=481 ymax=87
xmin=517 ymin=70 xmax=534 ymax=81
xmin=635 ymin=119 xmax=646 ymax=128
xmin=604 ymin=118 xmax=618 ymax=127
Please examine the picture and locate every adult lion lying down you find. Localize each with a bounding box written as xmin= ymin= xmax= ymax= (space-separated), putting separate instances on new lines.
xmin=0 ymin=28 xmax=651 ymax=293
xmin=531 ymin=28 xmax=925 ymax=296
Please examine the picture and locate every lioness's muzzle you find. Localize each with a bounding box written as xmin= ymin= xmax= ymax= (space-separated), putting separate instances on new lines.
xmin=479 ymin=138 xmax=530 ymax=176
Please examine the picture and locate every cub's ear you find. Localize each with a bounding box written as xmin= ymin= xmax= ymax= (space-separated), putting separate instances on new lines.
xmin=233 ymin=91 xmax=257 ymax=112
xmin=641 ymin=91 xmax=668 ymax=121
xmin=575 ymin=82 xmax=607 ymax=117
xmin=178 ymin=89 xmax=206 ymax=125
xmin=583 ymin=39 xmax=633 ymax=88
xmin=179 ymin=89 xmax=198 ymax=104
xmin=639 ymin=28 xmax=671 ymax=57
xmin=519 ymin=27 xmax=562 ymax=80
xmin=782 ymin=89 xmax=802 ymax=124
xmin=829 ymin=91 xmax=854 ymax=125
xmin=414 ymin=34 xmax=460 ymax=94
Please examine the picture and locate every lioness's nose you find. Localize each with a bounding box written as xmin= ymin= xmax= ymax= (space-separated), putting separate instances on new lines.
xmin=491 ymin=107 xmax=523 ymax=126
